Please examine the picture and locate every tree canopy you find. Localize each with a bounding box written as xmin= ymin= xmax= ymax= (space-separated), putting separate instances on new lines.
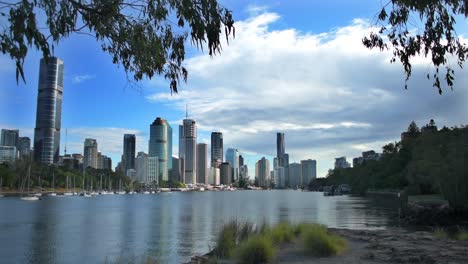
xmin=1 ymin=1 xmax=466 ymax=94
xmin=0 ymin=0 xmax=234 ymax=93
xmin=363 ymin=0 xmax=468 ymax=94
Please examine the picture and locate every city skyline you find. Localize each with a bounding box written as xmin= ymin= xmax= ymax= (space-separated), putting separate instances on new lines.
xmin=2 ymin=1 xmax=468 ymax=178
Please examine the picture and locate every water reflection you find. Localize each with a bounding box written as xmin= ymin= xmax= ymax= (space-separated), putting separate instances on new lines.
xmin=0 ymin=190 xmax=399 ymax=263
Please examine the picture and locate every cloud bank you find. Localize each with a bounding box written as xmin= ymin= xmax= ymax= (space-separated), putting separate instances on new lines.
xmin=146 ymin=11 xmax=468 ymax=177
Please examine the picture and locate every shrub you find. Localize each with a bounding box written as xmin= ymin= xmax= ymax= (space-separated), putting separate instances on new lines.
xmin=456 ymin=230 xmax=468 ymax=241
xmin=213 ymin=222 xmax=237 ymax=258
xmin=302 ymin=225 xmax=347 ymax=256
xmin=269 ymin=222 xmax=294 ymax=244
xmin=433 ymin=227 xmax=448 ymax=239
xmin=235 ymin=235 xmax=275 ymax=264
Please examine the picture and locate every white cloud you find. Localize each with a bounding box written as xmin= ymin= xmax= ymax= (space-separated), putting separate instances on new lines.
xmin=145 ymin=11 xmax=468 ymax=177
xmin=71 ymin=74 xmax=96 ymax=84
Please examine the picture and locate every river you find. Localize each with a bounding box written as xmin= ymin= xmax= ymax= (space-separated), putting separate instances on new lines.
xmin=0 ymin=190 xmax=399 ymax=263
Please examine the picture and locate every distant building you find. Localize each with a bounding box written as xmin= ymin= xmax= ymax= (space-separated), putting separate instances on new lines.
xmin=147 ymin=156 xmax=159 ymax=185
xmin=18 ymin=137 xmax=31 ymax=157
xmin=362 ymin=150 xmax=379 ymax=161
xmin=288 ymin=162 xmax=302 ymax=188
xmin=123 ymin=134 xmax=136 ymax=173
xmin=126 ymin=169 xmax=136 ymax=178
xmin=136 ymin=152 xmax=148 ymax=183
xmin=275 ymin=167 xmax=286 ymax=188
xmin=83 ymin=138 xmax=98 ymax=169
xmin=255 ymin=157 xmax=270 ymax=189
xmin=196 ymin=143 xmax=208 ymax=184
xmin=33 ymin=57 xmax=64 ymax=164
xmin=334 ymin=157 xmax=350 ymax=169
xmin=276 ymin=133 xmax=289 ymax=186
xmin=179 ymin=119 xmax=197 ymax=184
xmin=211 ymin=132 xmax=223 ymax=168
xmin=301 ymin=159 xmax=317 ymax=186
xmin=0 ymin=146 xmax=17 ymax=164
xmin=240 ymin=164 xmax=248 ymax=179
xmin=1 ymin=129 xmax=19 ymax=147
xmin=220 ymin=162 xmax=232 ymax=185
xmin=170 ymin=156 xmax=180 ymax=182
xmin=277 ymin=133 xmax=285 ymax=159
xmin=226 ymin=148 xmax=239 ymax=181
xmin=239 ymin=155 xmax=244 ymax=167
xmin=209 ymin=167 xmax=220 ymax=186
xmin=61 ymin=153 xmax=83 ymax=171
xmin=353 ymin=157 xmax=364 ymax=167
xmin=149 ymin=117 xmax=172 ymax=182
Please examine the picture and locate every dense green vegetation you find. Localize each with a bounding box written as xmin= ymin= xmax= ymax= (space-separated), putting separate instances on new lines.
xmin=322 ymin=120 xmax=468 ymax=210
xmin=301 ymin=224 xmax=347 ymax=257
xmin=212 ymin=221 xmax=347 ymax=263
xmin=0 ymin=159 xmax=131 ymax=192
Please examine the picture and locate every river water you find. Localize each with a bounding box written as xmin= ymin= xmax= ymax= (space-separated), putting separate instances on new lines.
xmin=0 ymin=190 xmax=399 ymax=263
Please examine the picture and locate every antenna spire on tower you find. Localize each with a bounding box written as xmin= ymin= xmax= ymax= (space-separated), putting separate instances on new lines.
xmin=186 ymin=104 xmax=188 ymax=119
xmin=64 ymin=128 xmax=68 ymax=155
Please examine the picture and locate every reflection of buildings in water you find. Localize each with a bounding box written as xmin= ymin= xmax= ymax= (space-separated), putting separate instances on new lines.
xmin=145 ymin=193 xmax=179 ymax=262
xmin=118 ymin=196 xmax=139 ymax=258
xmin=276 ymin=191 xmax=291 ymax=223
xmin=29 ymin=199 xmax=58 ymax=264
xmin=315 ymin=193 xmax=336 ymax=227
xmin=176 ymin=193 xmax=196 ymax=262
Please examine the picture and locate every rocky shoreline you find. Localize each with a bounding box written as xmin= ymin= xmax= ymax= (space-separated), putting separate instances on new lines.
xmin=401 ymin=202 xmax=468 ymax=227
xmin=189 ymin=228 xmax=468 ymax=264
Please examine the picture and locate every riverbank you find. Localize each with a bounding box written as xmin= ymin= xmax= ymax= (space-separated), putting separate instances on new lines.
xmin=189 ymin=227 xmax=468 ymax=264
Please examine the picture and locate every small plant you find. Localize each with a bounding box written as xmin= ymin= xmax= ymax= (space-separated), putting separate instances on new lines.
xmin=433 ymin=227 xmax=449 ymax=239
xmin=456 ymin=230 xmax=468 ymax=241
xmin=269 ymin=222 xmax=295 ymax=244
xmin=302 ymin=224 xmax=347 ymax=256
xmin=213 ymin=222 xmax=237 ymax=258
xmin=235 ymin=235 xmax=275 ymax=264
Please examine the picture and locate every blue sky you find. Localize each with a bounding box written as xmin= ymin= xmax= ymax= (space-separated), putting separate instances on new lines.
xmin=1 ymin=1 xmax=468 ymax=178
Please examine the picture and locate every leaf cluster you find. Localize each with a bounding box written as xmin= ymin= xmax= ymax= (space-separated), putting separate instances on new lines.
xmin=363 ymin=0 xmax=468 ymax=94
xmin=0 ymin=0 xmax=235 ymax=93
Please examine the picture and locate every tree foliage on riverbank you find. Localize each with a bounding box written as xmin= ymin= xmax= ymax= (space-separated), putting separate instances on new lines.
xmin=0 ymin=160 xmax=130 ymax=192
xmin=324 ymin=120 xmax=468 ymax=210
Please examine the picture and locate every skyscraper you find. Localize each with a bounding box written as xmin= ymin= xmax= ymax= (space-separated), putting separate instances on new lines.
xmin=18 ymin=137 xmax=31 ymax=157
xmin=239 ymin=155 xmax=244 ymax=167
xmin=33 ymin=57 xmax=64 ymax=164
xmin=179 ymin=119 xmax=197 ymax=184
xmin=149 ymin=117 xmax=171 ymax=181
xmin=83 ymin=138 xmax=98 ymax=169
xmin=136 ymin=152 xmax=148 ymax=183
xmin=220 ymin=162 xmax=232 ymax=185
xmin=276 ymin=132 xmax=289 ymax=186
xmin=226 ymin=148 xmax=239 ymax=181
xmin=255 ymin=157 xmax=270 ymax=189
xmin=1 ymin=129 xmax=19 ymax=147
xmin=277 ymin=133 xmax=285 ymax=158
xmin=301 ymin=159 xmax=317 ymax=186
xmin=196 ymin=143 xmax=208 ymax=184
xmin=123 ymin=134 xmax=136 ymax=174
xmin=211 ymin=132 xmax=223 ymax=167
xmin=288 ymin=162 xmax=302 ymax=188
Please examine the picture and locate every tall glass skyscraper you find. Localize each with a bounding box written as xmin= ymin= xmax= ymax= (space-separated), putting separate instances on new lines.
xmin=179 ymin=119 xmax=197 ymax=184
xmin=33 ymin=57 xmax=64 ymax=164
xmin=211 ymin=132 xmax=223 ymax=167
xmin=276 ymin=133 xmax=285 ymax=158
xmin=149 ymin=117 xmax=171 ymax=181
xmin=226 ymin=148 xmax=239 ymax=181
xmin=123 ymin=134 xmax=136 ymax=173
